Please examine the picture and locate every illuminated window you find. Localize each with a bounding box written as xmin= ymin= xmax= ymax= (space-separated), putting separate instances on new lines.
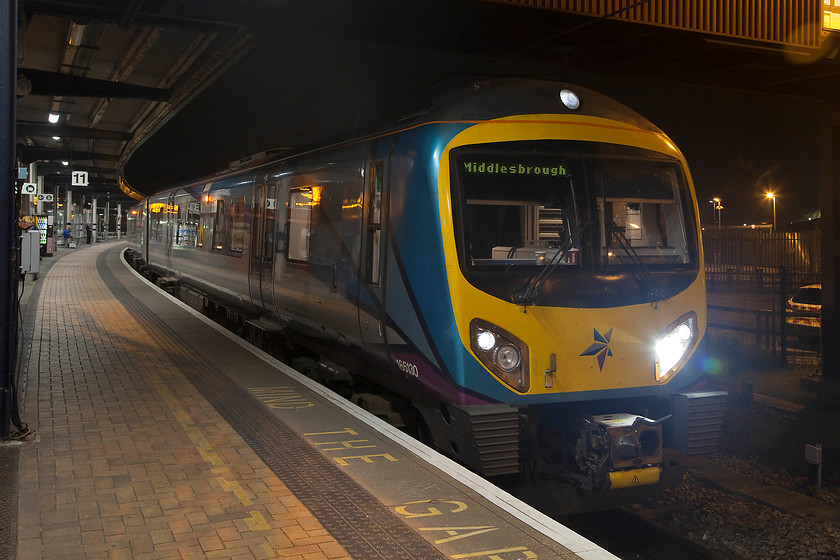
xmin=212 ymin=199 xmax=225 ymax=250
xmin=228 ymin=198 xmax=246 ymax=254
xmin=149 ymin=200 xmax=164 ymax=242
xmin=286 ymin=188 xmax=314 ymax=263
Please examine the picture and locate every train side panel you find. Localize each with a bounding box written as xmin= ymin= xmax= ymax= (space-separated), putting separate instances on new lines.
xmin=145 ymin=174 xmax=259 ymax=316
xmin=269 ymin=146 xmax=367 ymax=371
xmin=379 ymin=125 xmax=485 ymax=406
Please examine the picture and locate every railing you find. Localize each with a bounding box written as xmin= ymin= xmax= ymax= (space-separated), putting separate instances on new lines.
xmin=700 ymin=227 xmax=821 ymax=367
xmin=703 ymin=227 xmax=820 ymax=280
xmin=705 ymin=265 xmax=821 ymax=368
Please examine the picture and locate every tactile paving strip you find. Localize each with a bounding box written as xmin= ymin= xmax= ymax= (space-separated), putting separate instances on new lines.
xmin=99 ymin=251 xmax=447 ymax=559
xmin=0 ymin=446 xmax=18 ymax=560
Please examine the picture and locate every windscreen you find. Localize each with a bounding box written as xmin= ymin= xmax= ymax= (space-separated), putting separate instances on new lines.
xmin=595 ymin=158 xmax=691 ymax=266
xmin=458 ymin=154 xmax=580 ymax=268
xmin=451 ymin=141 xmax=698 ymax=307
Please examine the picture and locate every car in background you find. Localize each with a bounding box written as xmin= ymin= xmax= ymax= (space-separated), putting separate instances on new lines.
xmin=786 ymin=284 xmax=821 ymax=338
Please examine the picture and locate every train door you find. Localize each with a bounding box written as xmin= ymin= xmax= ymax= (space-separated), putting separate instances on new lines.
xmin=359 ymin=146 xmax=392 ymax=369
xmin=250 ymin=174 xmax=279 ymax=312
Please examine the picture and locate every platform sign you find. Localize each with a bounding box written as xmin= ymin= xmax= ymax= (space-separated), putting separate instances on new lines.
xmin=71 ymin=170 xmax=89 ymax=186
xmin=825 ymin=0 xmax=840 ymax=31
xmin=21 ymin=182 xmax=37 ymax=195
xmin=36 ymin=193 xmax=54 ymax=202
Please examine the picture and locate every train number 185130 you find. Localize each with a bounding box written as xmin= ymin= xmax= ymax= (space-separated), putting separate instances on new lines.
xmin=395 ymin=358 xmax=419 ymax=378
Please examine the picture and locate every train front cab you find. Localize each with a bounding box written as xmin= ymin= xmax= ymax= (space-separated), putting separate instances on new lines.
xmin=420 ymin=113 xmax=708 ymax=509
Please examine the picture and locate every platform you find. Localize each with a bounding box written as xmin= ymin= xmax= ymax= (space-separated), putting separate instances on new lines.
xmin=4 ymin=242 xmax=618 ymax=560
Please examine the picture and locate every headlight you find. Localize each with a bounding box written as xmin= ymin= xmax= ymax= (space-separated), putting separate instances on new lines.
xmin=654 ymin=312 xmax=698 ymax=383
xmin=495 ymin=345 xmax=521 ymax=372
xmin=470 ymin=319 xmax=530 ymax=392
xmin=476 ymin=330 xmax=496 ymax=351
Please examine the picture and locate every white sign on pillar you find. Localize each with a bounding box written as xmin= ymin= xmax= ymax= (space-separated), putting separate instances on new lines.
xmin=71 ymin=170 xmax=89 ymax=186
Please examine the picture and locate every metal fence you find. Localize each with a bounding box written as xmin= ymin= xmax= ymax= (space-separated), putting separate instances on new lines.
xmin=702 ymin=227 xmax=821 ymax=368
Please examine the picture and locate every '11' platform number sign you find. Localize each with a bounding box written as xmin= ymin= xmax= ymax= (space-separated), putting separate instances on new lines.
xmin=71 ymin=171 xmax=89 ymax=186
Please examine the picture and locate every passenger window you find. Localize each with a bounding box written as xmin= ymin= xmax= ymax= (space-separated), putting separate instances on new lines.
xmin=149 ymin=202 xmax=162 ymax=242
xmin=198 ymin=188 xmax=212 ymax=248
xmin=228 ymin=198 xmax=246 ymax=254
xmin=365 ymin=163 xmax=384 ymax=284
xmin=212 ymin=199 xmax=225 ymax=250
xmin=197 ymin=201 xmax=206 ymax=248
xmin=287 ymin=188 xmax=315 ymax=263
xmin=174 ymin=197 xmax=198 ymax=247
xmin=179 ymin=200 xmax=200 ymax=247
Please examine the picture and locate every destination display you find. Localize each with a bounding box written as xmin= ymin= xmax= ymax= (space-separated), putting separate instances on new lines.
xmin=462 ymin=160 xmax=569 ymax=177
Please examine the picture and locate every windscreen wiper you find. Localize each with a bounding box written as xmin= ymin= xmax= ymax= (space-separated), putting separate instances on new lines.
xmin=607 ymin=220 xmax=669 ymax=301
xmin=511 ymin=232 xmax=577 ymax=307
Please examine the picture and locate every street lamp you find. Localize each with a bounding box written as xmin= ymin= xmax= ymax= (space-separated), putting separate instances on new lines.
xmin=712 ymin=197 xmax=722 ymax=229
xmin=765 ymin=191 xmax=776 ymax=231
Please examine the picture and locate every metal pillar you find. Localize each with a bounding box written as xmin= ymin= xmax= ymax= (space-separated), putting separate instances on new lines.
xmin=1 ymin=0 xmax=17 ymax=438
xmin=65 ymin=185 xmax=72 ymax=245
xmin=92 ymin=197 xmax=98 ymax=243
xmin=819 ymin=105 xmax=840 ymax=377
xmin=117 ymin=203 xmax=122 ymax=240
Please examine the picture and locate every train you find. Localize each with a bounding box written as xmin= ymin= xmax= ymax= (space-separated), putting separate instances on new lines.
xmin=126 ymin=79 xmax=712 ymax=513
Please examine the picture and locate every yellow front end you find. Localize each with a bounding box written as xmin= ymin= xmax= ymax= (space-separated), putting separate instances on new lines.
xmin=438 ymin=114 xmax=706 ymax=400
xmin=459 ymin=284 xmax=706 ymax=397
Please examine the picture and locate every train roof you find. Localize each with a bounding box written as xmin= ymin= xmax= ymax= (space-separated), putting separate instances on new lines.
xmin=142 ymin=78 xmax=666 ymax=197
xmin=416 ymin=79 xmax=663 ymax=133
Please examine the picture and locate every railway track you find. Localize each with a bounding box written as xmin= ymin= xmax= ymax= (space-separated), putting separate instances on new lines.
xmin=558 ymin=506 xmax=735 ymax=560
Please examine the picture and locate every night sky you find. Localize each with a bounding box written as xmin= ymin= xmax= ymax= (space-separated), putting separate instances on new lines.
xmin=581 ymin=74 xmax=824 ymax=228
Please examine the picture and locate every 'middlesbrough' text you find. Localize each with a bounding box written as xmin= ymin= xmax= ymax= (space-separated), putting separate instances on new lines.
xmin=463 ymin=161 xmax=568 ymax=177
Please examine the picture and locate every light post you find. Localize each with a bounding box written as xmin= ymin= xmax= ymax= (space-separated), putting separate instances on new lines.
xmin=709 ymin=198 xmax=720 ymax=228
xmin=713 ymin=197 xmax=722 ymax=230
xmin=765 ymin=191 xmax=776 ymax=231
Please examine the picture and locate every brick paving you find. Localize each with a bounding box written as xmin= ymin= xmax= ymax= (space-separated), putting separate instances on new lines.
xmin=16 ymin=244 xmax=352 ymax=560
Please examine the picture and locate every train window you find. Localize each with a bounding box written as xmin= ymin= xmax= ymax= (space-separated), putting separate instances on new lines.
xmin=149 ymin=202 xmax=163 ymax=242
xmin=595 ymin=160 xmax=691 ymax=265
xmin=148 ymin=200 xmax=176 ymax=243
xmin=365 ymin=163 xmax=384 ymax=285
xmin=228 ymin=198 xmax=246 ymax=254
xmin=452 ymin=142 xmax=694 ymax=271
xmin=287 ymin=188 xmax=314 ymax=263
xmin=176 ymin=198 xmax=200 ymax=247
xmin=212 ymin=199 xmax=225 ymax=250
xmin=453 ymin=152 xmax=580 ymax=269
xmin=197 ymin=209 xmax=205 ymax=248
xmin=451 ymin=141 xmax=698 ymax=306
